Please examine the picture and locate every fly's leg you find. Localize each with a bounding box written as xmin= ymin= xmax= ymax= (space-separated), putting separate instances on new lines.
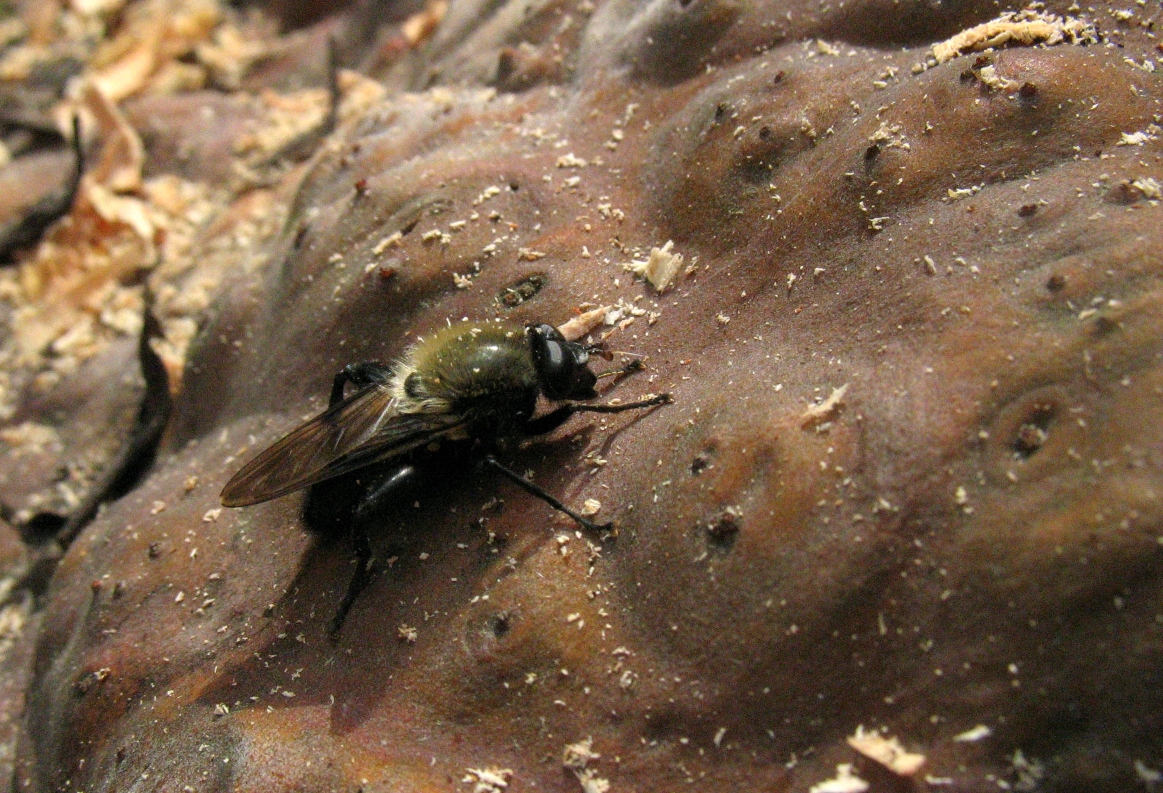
xmin=329 ymin=361 xmax=393 ymax=406
xmin=499 ymin=393 xmax=671 ymax=532
xmin=318 ymin=359 xmax=410 ymax=637
xmin=327 ymin=463 xmax=421 ymax=637
xmin=329 ymin=522 xmax=372 ymax=637
xmin=482 ymin=456 xmax=611 ymax=533
xmin=595 ymin=358 xmax=644 ymax=379
xmin=521 ymin=392 xmax=671 ymax=437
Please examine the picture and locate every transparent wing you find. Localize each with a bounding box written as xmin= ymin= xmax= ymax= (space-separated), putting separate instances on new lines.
xmin=220 ymin=383 xmax=465 ymax=506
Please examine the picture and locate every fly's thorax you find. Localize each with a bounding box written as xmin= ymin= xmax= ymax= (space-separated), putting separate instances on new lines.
xmin=398 ymin=321 xmax=540 ymax=432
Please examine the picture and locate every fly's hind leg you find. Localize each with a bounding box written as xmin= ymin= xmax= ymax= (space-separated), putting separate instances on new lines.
xmin=329 ymin=361 xmax=393 ymax=406
xmin=329 ymin=522 xmax=372 ymax=637
xmin=327 ymin=463 xmax=422 ymax=637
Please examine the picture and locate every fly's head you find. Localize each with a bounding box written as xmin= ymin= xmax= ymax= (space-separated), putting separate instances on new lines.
xmin=527 ymin=323 xmax=598 ymax=401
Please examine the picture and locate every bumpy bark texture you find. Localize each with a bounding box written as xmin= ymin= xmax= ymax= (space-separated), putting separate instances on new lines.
xmin=2 ymin=0 xmax=1161 ymax=790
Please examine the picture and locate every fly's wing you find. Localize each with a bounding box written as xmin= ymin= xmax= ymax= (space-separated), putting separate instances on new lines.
xmin=220 ymin=383 xmax=466 ymax=506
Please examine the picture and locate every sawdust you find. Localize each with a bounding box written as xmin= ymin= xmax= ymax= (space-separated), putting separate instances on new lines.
xmin=930 ymin=9 xmax=1098 ymax=64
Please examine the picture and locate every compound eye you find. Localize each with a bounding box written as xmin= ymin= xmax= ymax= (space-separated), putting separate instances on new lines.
xmin=543 ymin=338 xmax=567 ymax=375
xmin=535 ymin=323 xmax=565 ymax=345
xmin=530 ymin=324 xmax=595 ymax=400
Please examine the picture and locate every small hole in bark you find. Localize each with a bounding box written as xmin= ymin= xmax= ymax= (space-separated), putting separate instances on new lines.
xmin=706 ymin=508 xmax=741 ymax=550
xmin=497 ymin=273 xmax=546 ymax=307
xmin=488 ymin=611 xmax=512 ymax=638
xmin=22 ymin=511 xmax=65 ymax=541
xmin=1013 ymin=402 xmax=1056 ymax=458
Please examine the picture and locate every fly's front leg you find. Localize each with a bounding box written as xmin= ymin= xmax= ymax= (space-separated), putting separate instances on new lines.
xmin=578 ymin=393 xmax=672 ymax=413
xmin=501 ymin=394 xmax=671 ymax=532
xmin=521 ymin=392 xmax=672 ymax=437
xmin=329 ymin=362 xmax=393 ymax=406
xmin=595 ymin=358 xmax=644 ymax=380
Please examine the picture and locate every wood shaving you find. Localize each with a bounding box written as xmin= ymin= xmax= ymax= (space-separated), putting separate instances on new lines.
xmin=814 ymin=39 xmax=842 ymax=57
xmin=1130 ymin=177 xmax=1161 ymax=201
xmin=1134 ymin=761 xmax=1162 ymax=787
xmin=947 ymin=185 xmax=983 ymax=201
xmin=0 ymin=601 xmax=29 ymax=658
xmin=952 ymin=724 xmax=993 ymax=742
xmin=556 ymin=152 xmax=588 ymax=168
xmin=846 ymin=725 xmax=925 ymax=776
xmin=930 ymin=9 xmax=1097 ymax=65
xmin=562 ymin=737 xmax=601 ymax=770
xmin=85 ymin=186 xmax=157 ymax=249
xmin=473 ymin=186 xmax=502 ymax=205
xmin=86 ymin=0 xmax=223 ymax=101
xmin=809 ymin=764 xmax=869 ymax=793
xmin=232 ymin=87 xmax=333 ymax=164
xmin=563 ymin=738 xmax=610 ymax=793
xmin=335 ymin=70 xmax=388 ymax=124
xmin=73 ymin=0 xmax=129 ymax=14
xmin=401 ymin=0 xmax=448 ymax=47
xmin=372 ymin=233 xmax=404 ymax=257
xmin=869 ymin=122 xmax=909 ymax=151
xmin=0 ymin=421 xmax=60 ymax=450
xmin=1009 ymin=750 xmax=1045 ymax=790
xmin=1116 ymin=124 xmax=1161 ymax=146
xmin=75 ymin=82 xmax=145 ymax=194
xmin=624 ymin=240 xmax=683 ymax=292
xmin=463 ymin=767 xmax=513 ymax=793
xmin=572 ymin=769 xmax=609 ymax=793
xmin=558 ymin=306 xmax=609 ymax=341
xmin=801 ymin=384 xmax=849 ymax=427
xmin=194 ymin=23 xmax=271 ymax=91
xmin=977 ymin=64 xmax=1017 ymax=91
